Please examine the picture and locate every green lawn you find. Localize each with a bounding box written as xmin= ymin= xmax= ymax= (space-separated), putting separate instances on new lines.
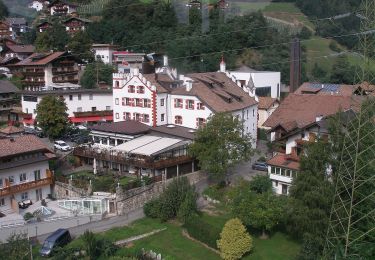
xmin=263 ymin=2 xmax=300 ymax=13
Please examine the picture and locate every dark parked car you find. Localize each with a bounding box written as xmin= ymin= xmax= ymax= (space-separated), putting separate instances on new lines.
xmin=40 ymin=229 xmax=71 ymax=257
xmin=252 ymin=161 xmax=268 ymax=172
xmin=24 ymin=127 xmax=45 ymax=138
xmin=18 ymin=199 xmax=32 ymax=209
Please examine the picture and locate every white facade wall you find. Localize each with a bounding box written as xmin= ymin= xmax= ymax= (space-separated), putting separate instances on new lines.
xmin=22 ymin=92 xmax=113 ymax=119
xmin=258 ymin=104 xmax=279 ymax=128
xmin=229 ymin=71 xmax=281 ymax=99
xmin=169 ymin=94 xmax=212 ymax=129
xmin=113 ymin=74 xmax=155 ymax=125
xmin=156 ymin=93 xmax=168 ymax=125
xmin=268 ymin=165 xmax=293 ymax=195
xmin=94 ymin=48 xmax=114 ymax=64
xmin=0 ymin=161 xmax=51 ymax=212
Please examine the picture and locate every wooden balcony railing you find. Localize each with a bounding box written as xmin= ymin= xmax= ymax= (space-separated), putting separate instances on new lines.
xmin=0 ymin=176 xmax=53 ymax=197
xmin=73 ymin=147 xmax=193 ymax=169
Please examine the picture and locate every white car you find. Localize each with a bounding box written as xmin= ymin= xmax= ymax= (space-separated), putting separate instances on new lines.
xmin=54 ymin=140 xmax=71 ymax=151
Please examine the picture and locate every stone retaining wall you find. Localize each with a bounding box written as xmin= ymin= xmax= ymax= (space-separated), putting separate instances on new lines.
xmin=54 ymin=181 xmax=89 ymax=199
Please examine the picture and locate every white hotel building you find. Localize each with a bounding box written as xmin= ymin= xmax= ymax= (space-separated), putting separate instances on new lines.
xmin=112 ymin=60 xmax=258 ymax=147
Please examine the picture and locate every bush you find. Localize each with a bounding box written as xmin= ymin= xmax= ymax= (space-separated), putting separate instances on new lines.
xmin=257 ymin=128 xmax=268 ymax=141
xmin=203 ymin=185 xmax=223 ymax=201
xmin=23 ymin=212 xmax=34 ymax=221
xmin=298 ymin=26 xmax=312 ymax=39
xmin=329 ymin=41 xmax=341 ymax=52
xmin=177 ymin=189 xmax=198 ymax=223
xmin=249 ymin=175 xmax=272 ymax=194
xmin=144 ymin=198 xmax=162 ymax=219
xmin=184 ymin=216 xmax=222 ymax=249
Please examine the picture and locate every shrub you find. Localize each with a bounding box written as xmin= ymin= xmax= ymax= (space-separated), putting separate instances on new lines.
xmin=249 ymin=175 xmax=272 ymax=194
xmin=177 ymin=189 xmax=198 ymax=223
xmin=329 ymin=41 xmax=341 ymax=52
xmin=184 ymin=216 xmax=222 ymax=249
xmin=217 ymin=218 xmax=253 ymax=260
xmin=144 ymin=198 xmax=162 ymax=218
xmin=257 ymin=128 xmax=268 ymax=141
xmin=203 ymin=185 xmax=223 ymax=201
xmin=23 ymin=212 xmax=34 ymax=221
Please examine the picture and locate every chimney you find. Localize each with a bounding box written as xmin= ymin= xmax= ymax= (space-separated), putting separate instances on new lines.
xmin=220 ymin=55 xmax=226 ymax=72
xmin=163 ymin=55 xmax=168 ymax=67
xmin=186 ymin=80 xmax=193 ymax=91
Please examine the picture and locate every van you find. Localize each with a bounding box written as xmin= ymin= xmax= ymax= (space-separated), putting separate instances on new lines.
xmin=39 ymin=229 xmax=71 ymax=257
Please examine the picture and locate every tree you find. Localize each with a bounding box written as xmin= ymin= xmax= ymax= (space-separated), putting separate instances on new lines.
xmin=217 ymin=218 xmax=253 ymax=260
xmin=189 ymin=113 xmax=254 ymax=180
xmin=35 ymin=21 xmax=68 ymax=52
xmin=80 ymin=61 xmax=114 ymax=89
xmin=310 ymin=63 xmax=327 ymax=82
xmin=249 ymin=175 xmax=272 ymax=194
xmin=177 ymin=188 xmax=198 ymax=223
xmin=0 ymin=233 xmax=30 ymax=260
xmin=232 ymin=191 xmax=285 ymax=238
xmin=36 ymin=95 xmax=69 ymax=139
xmin=330 ymin=55 xmax=356 ymax=84
xmin=67 ymin=31 xmax=94 ymax=62
xmin=0 ymin=0 xmax=8 ymax=19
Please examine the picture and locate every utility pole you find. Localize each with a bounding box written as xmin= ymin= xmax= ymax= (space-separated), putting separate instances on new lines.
xmin=96 ymin=62 xmax=99 ymax=87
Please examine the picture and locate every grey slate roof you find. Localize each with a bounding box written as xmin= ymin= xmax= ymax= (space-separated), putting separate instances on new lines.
xmin=0 ymin=80 xmax=19 ymax=94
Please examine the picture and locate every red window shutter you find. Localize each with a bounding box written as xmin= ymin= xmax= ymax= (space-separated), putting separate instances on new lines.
xmin=174 ymin=99 xmax=176 ymax=108
xmin=185 ymin=100 xmax=188 ymax=109
xmin=180 ymin=116 xmax=183 ymax=125
xmin=196 ymin=118 xmax=199 ymax=127
xmin=122 ymin=98 xmax=125 ymax=106
xmin=148 ymin=99 xmax=151 ymax=108
xmin=192 ymin=100 xmax=195 ymax=110
xmin=131 ymin=98 xmax=134 ymax=107
xmin=123 ymin=112 xmax=126 ymax=120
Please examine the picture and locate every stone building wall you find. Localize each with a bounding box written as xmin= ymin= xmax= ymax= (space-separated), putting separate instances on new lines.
xmin=54 ymin=181 xmax=89 ymax=199
xmin=116 ymin=171 xmax=206 ymax=215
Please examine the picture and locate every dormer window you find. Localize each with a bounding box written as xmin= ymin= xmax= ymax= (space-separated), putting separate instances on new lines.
xmin=128 ymin=85 xmax=135 ymax=93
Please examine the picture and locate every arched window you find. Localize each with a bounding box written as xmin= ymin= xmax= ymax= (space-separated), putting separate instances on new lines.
xmin=175 ymin=116 xmax=182 ymax=125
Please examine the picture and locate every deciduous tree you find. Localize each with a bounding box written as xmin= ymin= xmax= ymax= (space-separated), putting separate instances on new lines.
xmin=80 ymin=61 xmax=114 ymax=89
xmin=217 ymin=218 xmax=253 ymax=260
xmin=36 ymin=95 xmax=69 ymax=139
xmin=189 ymin=113 xmax=254 ymax=180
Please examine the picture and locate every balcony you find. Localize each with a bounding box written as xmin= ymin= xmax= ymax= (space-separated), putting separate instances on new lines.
xmin=52 ymin=67 xmax=78 ymax=75
xmin=0 ymin=174 xmax=53 ymax=197
xmin=52 ymin=79 xmax=79 ymax=84
xmin=73 ymin=147 xmax=193 ymax=170
xmin=23 ymin=69 xmax=44 ymax=76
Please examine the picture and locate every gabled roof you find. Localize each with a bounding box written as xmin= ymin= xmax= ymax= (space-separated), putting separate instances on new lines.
xmin=0 ymin=125 xmax=23 ymax=135
xmin=0 ymin=80 xmax=18 ymax=94
xmin=48 ymin=0 xmax=78 ymax=8
xmin=258 ymin=97 xmax=279 ymax=110
xmin=0 ymin=135 xmax=52 ymax=158
xmin=14 ymin=52 xmax=69 ymax=66
xmin=263 ymin=93 xmax=355 ymax=130
xmin=296 ymin=82 xmax=355 ymax=96
xmin=267 ymin=153 xmax=300 ymax=170
xmin=174 ymin=72 xmax=258 ymax=112
xmin=6 ymin=44 xmax=35 ymax=53
xmin=5 ymin=18 xmax=26 ymax=26
xmin=63 ymin=17 xmax=92 ymax=24
xmin=37 ymin=21 xmax=52 ymax=28
xmin=90 ymin=120 xmax=150 ymax=135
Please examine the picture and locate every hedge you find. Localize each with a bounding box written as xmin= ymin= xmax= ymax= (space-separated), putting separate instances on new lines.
xmin=184 ymin=216 xmax=222 ymax=249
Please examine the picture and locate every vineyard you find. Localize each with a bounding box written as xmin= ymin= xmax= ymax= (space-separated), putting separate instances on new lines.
xmin=77 ymin=0 xmax=111 ymax=15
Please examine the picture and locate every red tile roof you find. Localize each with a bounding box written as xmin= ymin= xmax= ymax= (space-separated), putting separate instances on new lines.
xmin=14 ymin=51 xmax=66 ymax=66
xmin=263 ymin=94 xmax=355 ymax=130
xmin=0 ymin=125 xmax=24 ymax=135
xmin=267 ymin=153 xmax=300 ymax=170
xmin=0 ymin=135 xmax=52 ymax=158
xmin=6 ymin=44 xmax=35 ymax=53
xmin=258 ymin=97 xmax=279 ymax=110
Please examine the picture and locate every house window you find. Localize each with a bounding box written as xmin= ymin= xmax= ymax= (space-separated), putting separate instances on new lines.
xmin=161 ymin=113 xmax=165 ymax=122
xmin=8 ymin=176 xmax=14 ymax=184
xmin=0 ymin=178 xmax=2 ymax=188
xmin=34 ymin=170 xmax=41 ymax=180
xmin=115 ymin=113 xmax=119 ymax=119
xmin=92 ymin=107 xmax=97 ymax=112
xmin=247 ymin=109 xmax=249 ymax=119
xmin=123 ymin=112 xmax=131 ymax=120
xmin=253 ymin=109 xmax=255 ymax=116
xmin=143 ymin=114 xmax=150 ymax=123
xmin=77 ymin=107 xmax=82 ymax=112
xmin=186 ymin=100 xmax=194 ymax=110
xmin=125 ymin=98 xmax=133 ymax=106
xmin=135 ymin=98 xmax=143 ymax=107
xmin=128 ymin=85 xmax=135 ymax=93
xmin=69 ymin=95 xmax=73 ymax=101
xmin=175 ymin=116 xmax=182 ymax=125
xmin=137 ymin=86 xmax=145 ymax=94
xmin=0 ymin=198 xmax=4 ymax=206
xmin=20 ymin=173 xmax=27 ymax=182
xmin=21 ymin=192 xmax=28 ymax=200
xmin=134 ymin=113 xmax=141 ymax=121
xmin=115 ymin=98 xmax=119 ymax=105
xmin=197 ymin=102 xmax=205 ymax=110
xmin=78 ymin=94 xmax=81 ymax=100
xmin=274 ymin=181 xmax=278 ymax=187
xmin=143 ymin=99 xmax=151 ymax=108
xmin=115 ymin=81 xmax=119 ymax=88
xmin=196 ymin=118 xmax=206 ymax=127
xmin=174 ymin=98 xmax=183 ymax=108
xmin=106 ymin=106 xmax=111 ymax=110
xmin=89 ymin=94 xmax=93 ymax=100
xmin=160 ymin=99 xmax=165 ymax=106
xmin=271 ymin=166 xmax=276 ymax=174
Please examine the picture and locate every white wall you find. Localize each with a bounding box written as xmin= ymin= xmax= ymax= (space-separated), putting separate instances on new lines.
xmin=21 ymin=92 xmax=113 ymax=119
xmin=231 ymin=105 xmax=258 ymax=147
xmin=229 ymin=71 xmax=281 ymax=99
xmin=258 ymin=103 xmax=279 ymax=128
xmin=156 ymin=93 xmax=168 ymax=125
xmin=94 ymin=48 xmax=113 ymax=64
xmin=113 ymin=74 xmax=155 ymax=125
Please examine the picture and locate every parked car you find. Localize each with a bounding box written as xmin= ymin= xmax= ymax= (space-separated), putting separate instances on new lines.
xmin=18 ymin=199 xmax=32 ymax=209
xmin=252 ymin=161 xmax=268 ymax=171
xmin=54 ymin=140 xmax=71 ymax=151
xmin=24 ymin=127 xmax=45 ymax=138
xmin=40 ymin=229 xmax=71 ymax=257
